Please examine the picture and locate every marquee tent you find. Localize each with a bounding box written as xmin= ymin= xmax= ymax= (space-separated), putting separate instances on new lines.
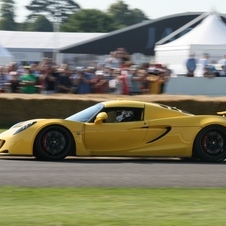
xmin=154 ymin=12 xmax=226 ymax=75
xmin=0 ymin=44 xmax=14 ymax=66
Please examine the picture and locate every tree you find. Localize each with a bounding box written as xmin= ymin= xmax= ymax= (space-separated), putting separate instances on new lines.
xmin=107 ymin=0 xmax=149 ymax=28
xmin=0 ymin=0 xmax=17 ymax=30
xmin=61 ymin=9 xmax=117 ymax=32
xmin=26 ymin=0 xmax=81 ymax=23
xmin=31 ymin=15 xmax=53 ymax=31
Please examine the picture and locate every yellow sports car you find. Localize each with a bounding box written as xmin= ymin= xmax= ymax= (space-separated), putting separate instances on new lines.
xmin=1 ymin=100 xmax=226 ymax=162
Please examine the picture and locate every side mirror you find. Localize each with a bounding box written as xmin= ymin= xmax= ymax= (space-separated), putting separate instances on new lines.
xmin=94 ymin=112 xmax=108 ymax=124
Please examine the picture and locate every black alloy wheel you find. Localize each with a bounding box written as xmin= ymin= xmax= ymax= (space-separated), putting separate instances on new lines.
xmin=34 ymin=125 xmax=74 ymax=161
xmin=194 ymin=125 xmax=226 ymax=162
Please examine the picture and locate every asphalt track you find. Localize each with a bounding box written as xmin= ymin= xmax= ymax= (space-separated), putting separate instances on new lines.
xmin=0 ymin=157 xmax=226 ymax=187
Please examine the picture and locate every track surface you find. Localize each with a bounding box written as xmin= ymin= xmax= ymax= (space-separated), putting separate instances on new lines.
xmin=1 ymin=157 xmax=226 ymax=187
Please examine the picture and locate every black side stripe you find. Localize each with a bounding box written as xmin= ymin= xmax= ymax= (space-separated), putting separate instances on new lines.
xmin=147 ymin=127 xmax=171 ymax=143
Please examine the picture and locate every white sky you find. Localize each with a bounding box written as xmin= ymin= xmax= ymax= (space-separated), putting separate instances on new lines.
xmin=14 ymin=0 xmax=226 ymax=22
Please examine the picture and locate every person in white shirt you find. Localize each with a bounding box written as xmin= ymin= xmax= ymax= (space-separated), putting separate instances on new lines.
xmin=198 ymin=53 xmax=210 ymax=77
xmin=218 ymin=54 xmax=226 ymax=67
xmin=218 ymin=54 xmax=226 ymax=77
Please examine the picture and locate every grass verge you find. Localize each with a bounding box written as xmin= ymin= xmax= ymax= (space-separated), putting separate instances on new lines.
xmin=0 ymin=187 xmax=225 ymax=226
xmin=0 ymin=128 xmax=6 ymax=133
xmin=0 ymin=125 xmax=9 ymax=133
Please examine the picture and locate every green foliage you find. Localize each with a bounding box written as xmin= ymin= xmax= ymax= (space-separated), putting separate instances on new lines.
xmin=17 ymin=21 xmax=35 ymax=31
xmin=61 ymin=1 xmax=150 ymax=32
xmin=26 ymin=0 xmax=81 ymax=23
xmin=0 ymin=0 xmax=17 ymax=30
xmin=31 ymin=15 xmax=53 ymax=31
xmin=0 ymin=0 xmax=150 ymax=32
xmin=107 ymin=0 xmax=149 ymax=28
xmin=16 ymin=14 xmax=53 ymax=31
xmin=61 ymin=9 xmax=117 ymax=32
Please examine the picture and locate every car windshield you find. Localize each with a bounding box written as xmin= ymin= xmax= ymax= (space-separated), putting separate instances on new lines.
xmin=65 ymin=103 xmax=104 ymax=122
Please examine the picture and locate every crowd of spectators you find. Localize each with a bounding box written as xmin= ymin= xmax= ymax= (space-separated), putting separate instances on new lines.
xmin=1 ymin=49 xmax=226 ymax=95
xmin=185 ymin=53 xmax=226 ymax=77
xmin=0 ymin=48 xmax=171 ymax=95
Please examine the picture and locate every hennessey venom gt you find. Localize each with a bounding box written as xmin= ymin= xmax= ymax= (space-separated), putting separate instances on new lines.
xmin=1 ymin=100 xmax=226 ymax=162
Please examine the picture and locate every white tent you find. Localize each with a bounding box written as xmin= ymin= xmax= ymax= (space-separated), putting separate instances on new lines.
xmin=154 ymin=12 xmax=226 ymax=75
xmin=0 ymin=44 xmax=14 ymax=66
xmin=0 ymin=31 xmax=106 ymax=64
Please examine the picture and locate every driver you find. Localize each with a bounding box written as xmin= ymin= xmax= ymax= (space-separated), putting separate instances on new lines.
xmin=115 ymin=110 xmax=134 ymax=122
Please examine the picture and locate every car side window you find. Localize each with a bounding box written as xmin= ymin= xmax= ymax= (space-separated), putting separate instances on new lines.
xmin=102 ymin=108 xmax=143 ymax=123
xmin=104 ymin=111 xmax=116 ymax=123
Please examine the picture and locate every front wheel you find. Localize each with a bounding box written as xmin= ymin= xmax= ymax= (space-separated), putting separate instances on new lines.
xmin=34 ymin=125 xmax=74 ymax=161
xmin=193 ymin=125 xmax=226 ymax=162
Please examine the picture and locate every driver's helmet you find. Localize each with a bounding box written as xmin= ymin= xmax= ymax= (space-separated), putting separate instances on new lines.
xmin=116 ymin=110 xmax=134 ymax=122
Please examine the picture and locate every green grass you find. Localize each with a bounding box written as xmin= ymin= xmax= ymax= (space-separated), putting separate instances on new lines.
xmin=0 ymin=187 xmax=226 ymax=226
xmin=0 ymin=125 xmax=9 ymax=133
xmin=0 ymin=129 xmax=6 ymax=133
xmin=0 ymin=128 xmax=6 ymax=133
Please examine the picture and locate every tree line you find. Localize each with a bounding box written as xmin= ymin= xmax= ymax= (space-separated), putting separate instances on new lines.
xmin=0 ymin=0 xmax=149 ymax=32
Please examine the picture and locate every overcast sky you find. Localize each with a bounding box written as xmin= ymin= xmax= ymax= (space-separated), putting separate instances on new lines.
xmin=14 ymin=0 xmax=226 ymax=22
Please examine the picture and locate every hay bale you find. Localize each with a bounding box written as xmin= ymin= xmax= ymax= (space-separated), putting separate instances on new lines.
xmin=1 ymin=93 xmax=226 ymax=125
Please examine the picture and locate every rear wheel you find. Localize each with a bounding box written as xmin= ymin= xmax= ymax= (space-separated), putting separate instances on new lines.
xmin=194 ymin=125 xmax=226 ymax=162
xmin=34 ymin=125 xmax=74 ymax=161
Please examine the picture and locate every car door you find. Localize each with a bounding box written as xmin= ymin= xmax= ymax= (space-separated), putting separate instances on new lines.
xmin=83 ymin=120 xmax=149 ymax=156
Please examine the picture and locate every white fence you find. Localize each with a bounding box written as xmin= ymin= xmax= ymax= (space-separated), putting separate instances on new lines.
xmin=164 ymin=77 xmax=226 ymax=96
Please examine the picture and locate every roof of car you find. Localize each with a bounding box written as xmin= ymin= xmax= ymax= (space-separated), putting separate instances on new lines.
xmin=102 ymin=100 xmax=147 ymax=108
xmin=101 ymin=100 xmax=192 ymax=119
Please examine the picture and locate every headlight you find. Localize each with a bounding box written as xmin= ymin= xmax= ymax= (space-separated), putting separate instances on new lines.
xmin=13 ymin=121 xmax=36 ymax=135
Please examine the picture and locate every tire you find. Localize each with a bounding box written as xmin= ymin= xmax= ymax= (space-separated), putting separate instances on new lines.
xmin=34 ymin=125 xmax=74 ymax=161
xmin=193 ymin=125 xmax=226 ymax=162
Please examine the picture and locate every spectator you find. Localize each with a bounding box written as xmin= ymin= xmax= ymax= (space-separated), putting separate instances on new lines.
xmin=19 ymin=66 xmax=38 ymax=94
xmin=198 ymin=53 xmax=210 ymax=77
xmin=72 ymin=69 xmax=93 ymax=94
xmin=9 ymin=71 xmax=20 ymax=93
xmin=0 ymin=66 xmax=9 ymax=93
xmin=162 ymin=64 xmax=172 ymax=78
xmin=207 ymin=62 xmax=218 ymax=77
xmin=103 ymin=67 xmax=115 ymax=93
xmin=128 ymin=65 xmax=142 ymax=95
xmin=57 ymin=67 xmax=73 ymax=93
xmin=37 ymin=64 xmax=48 ymax=90
xmin=146 ymin=65 xmax=166 ymax=94
xmin=104 ymin=48 xmax=130 ymax=69
xmin=30 ymin=63 xmax=40 ymax=79
xmin=116 ymin=47 xmax=131 ymax=67
xmin=109 ymin=51 xmax=122 ymax=69
xmin=219 ymin=65 xmax=226 ymax=77
xmin=109 ymin=69 xmax=123 ymax=94
xmin=218 ymin=54 xmax=226 ymax=76
xmin=158 ymin=67 xmax=170 ymax=93
xmin=120 ymin=68 xmax=130 ymax=95
xmin=139 ymin=69 xmax=149 ymax=94
xmin=185 ymin=53 xmax=197 ymax=77
xmin=218 ymin=54 xmax=226 ymax=68
xmin=140 ymin=62 xmax=150 ymax=70
xmin=91 ymin=70 xmax=108 ymax=93
xmin=104 ymin=51 xmax=115 ymax=68
xmin=41 ymin=66 xmax=58 ymax=95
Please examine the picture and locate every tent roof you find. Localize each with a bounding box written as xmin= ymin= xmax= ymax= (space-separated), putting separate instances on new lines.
xmin=156 ymin=13 xmax=226 ymax=47
xmin=0 ymin=31 xmax=106 ymax=50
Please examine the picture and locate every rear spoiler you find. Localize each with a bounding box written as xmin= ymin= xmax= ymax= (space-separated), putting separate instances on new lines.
xmin=217 ymin=111 xmax=226 ymax=117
